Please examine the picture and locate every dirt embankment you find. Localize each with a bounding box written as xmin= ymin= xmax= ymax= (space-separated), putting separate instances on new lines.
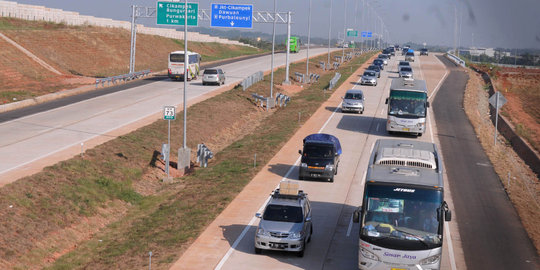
xmin=463 ymin=68 xmax=540 ymax=256
xmin=0 ymin=17 xmax=261 ymax=104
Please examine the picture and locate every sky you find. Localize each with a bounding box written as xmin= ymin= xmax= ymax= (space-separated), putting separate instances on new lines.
xmin=12 ymin=0 xmax=540 ymax=49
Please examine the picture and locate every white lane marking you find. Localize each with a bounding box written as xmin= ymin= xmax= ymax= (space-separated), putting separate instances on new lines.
xmin=346 ymin=213 xmax=354 ymax=237
xmin=427 ymin=55 xmax=457 ymax=270
xmin=445 ymin=222 xmax=458 ymax=270
xmin=215 ymin=156 xmax=301 ymax=270
xmin=376 ymin=123 xmax=379 ymax=132
xmin=216 ymin=69 xmax=355 ymax=269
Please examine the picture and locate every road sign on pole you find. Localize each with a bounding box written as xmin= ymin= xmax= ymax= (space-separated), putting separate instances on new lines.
xmin=156 ymin=1 xmax=198 ymax=26
xmin=367 ymin=31 xmax=372 ymax=37
xmin=347 ymin=30 xmax=358 ymax=37
xmin=163 ymin=106 xmax=176 ymax=120
xmin=211 ymin=3 xmax=253 ymax=28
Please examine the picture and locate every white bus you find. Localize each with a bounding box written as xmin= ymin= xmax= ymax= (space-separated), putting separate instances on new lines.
xmin=385 ymin=78 xmax=429 ymax=136
xmin=353 ymin=139 xmax=451 ymax=270
xmin=168 ymin=50 xmax=201 ymax=81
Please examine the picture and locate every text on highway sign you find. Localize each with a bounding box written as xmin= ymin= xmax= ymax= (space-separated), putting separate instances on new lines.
xmin=347 ymin=30 xmax=358 ymax=37
xmin=157 ymin=1 xmax=198 ymax=26
xmin=211 ymin=3 xmax=253 ymax=28
xmin=163 ymin=106 xmax=176 ymax=120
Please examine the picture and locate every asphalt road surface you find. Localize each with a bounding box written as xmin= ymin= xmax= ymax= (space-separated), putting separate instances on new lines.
xmin=0 ymin=48 xmax=337 ymax=186
xmin=171 ymin=52 xmax=462 ymax=270
xmin=433 ymin=55 xmax=540 ymax=269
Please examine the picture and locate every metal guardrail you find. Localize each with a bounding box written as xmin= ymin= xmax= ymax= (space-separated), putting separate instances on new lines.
xmin=196 ymin=143 xmax=213 ymax=168
xmin=275 ymin=93 xmax=290 ymax=107
xmin=328 ymin=72 xmax=341 ymax=90
xmin=318 ymin=61 xmax=326 ymax=71
xmin=294 ymin=72 xmax=305 ymax=83
xmin=332 ymin=61 xmax=341 ymax=70
xmin=446 ymin=52 xmax=466 ymax=67
xmin=251 ymin=93 xmax=269 ymax=109
xmin=95 ymin=69 xmax=151 ymax=88
xmin=309 ymin=73 xmax=320 ymax=82
xmin=241 ymin=71 xmax=264 ymax=91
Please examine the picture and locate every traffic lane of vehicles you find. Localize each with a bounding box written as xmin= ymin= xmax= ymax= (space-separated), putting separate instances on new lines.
xmin=0 ymin=48 xmax=337 ymax=185
xmin=211 ymin=58 xmax=390 ymax=269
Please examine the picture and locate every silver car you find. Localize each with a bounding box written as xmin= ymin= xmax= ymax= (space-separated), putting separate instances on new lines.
xmin=341 ymin=89 xmax=365 ymax=114
xmin=255 ymin=181 xmax=313 ymax=257
xmin=361 ymin=70 xmax=378 ymax=86
xmin=377 ymin=54 xmax=389 ymax=65
xmin=398 ymin=60 xmax=410 ymax=72
xmin=202 ymin=68 xmax=225 ymax=85
xmin=399 ymin=66 xmax=413 ymax=79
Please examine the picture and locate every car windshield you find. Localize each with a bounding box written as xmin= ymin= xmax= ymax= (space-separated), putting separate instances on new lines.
xmin=406 ymin=52 xmax=414 ymax=56
xmin=388 ymin=90 xmax=427 ymax=117
xmin=368 ymin=66 xmax=379 ymax=71
xmin=345 ymin=92 xmax=363 ymax=100
xmin=361 ymin=184 xmax=443 ymax=250
xmin=399 ymin=62 xmax=410 ymax=66
xmin=400 ymin=67 xmax=412 ymax=72
xmin=204 ymin=69 xmax=218 ymax=74
xmin=303 ymin=144 xmax=334 ymax=158
xmin=364 ymin=72 xmax=375 ymax=77
xmin=263 ymin=204 xmax=303 ymax=223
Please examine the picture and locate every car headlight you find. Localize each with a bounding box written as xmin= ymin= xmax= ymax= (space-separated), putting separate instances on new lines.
xmin=301 ymin=163 xmax=308 ymax=168
xmin=416 ymin=122 xmax=425 ymax=127
xmin=360 ymin=247 xmax=380 ymax=261
xmin=325 ymin=164 xmax=335 ymax=171
xmin=419 ymin=254 xmax=440 ymax=265
xmin=289 ymin=231 xmax=304 ymax=239
xmin=257 ymin=228 xmax=269 ymax=236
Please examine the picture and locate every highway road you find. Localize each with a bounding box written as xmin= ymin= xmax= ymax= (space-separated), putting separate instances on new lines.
xmin=433 ymin=56 xmax=540 ymax=269
xmin=0 ymin=48 xmax=337 ymax=186
xmin=171 ymin=52 xmax=465 ymax=269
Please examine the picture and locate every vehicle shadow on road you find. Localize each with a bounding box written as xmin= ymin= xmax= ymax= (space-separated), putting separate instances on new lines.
xmin=267 ymin=163 xmax=296 ymax=178
xmin=325 ymin=106 xmax=340 ymax=112
xmin=217 ymin=201 xmax=360 ymax=268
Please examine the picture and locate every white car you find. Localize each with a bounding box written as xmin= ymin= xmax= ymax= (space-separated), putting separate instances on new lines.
xmin=202 ymin=68 xmax=225 ymax=85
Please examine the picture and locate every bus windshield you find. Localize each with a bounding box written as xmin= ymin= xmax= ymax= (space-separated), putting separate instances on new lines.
xmin=388 ymin=90 xmax=427 ymax=118
xmin=170 ymin=53 xmax=184 ymax=63
xmin=361 ymin=183 xmax=443 ymax=250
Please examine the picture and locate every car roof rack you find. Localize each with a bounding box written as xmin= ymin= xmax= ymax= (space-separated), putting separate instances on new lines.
xmin=272 ymin=180 xmax=306 ymax=200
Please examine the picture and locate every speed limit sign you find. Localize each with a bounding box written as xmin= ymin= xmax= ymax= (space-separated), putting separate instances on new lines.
xmin=163 ymin=106 xmax=176 ymax=120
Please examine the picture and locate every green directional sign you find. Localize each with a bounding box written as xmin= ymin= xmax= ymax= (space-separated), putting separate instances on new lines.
xmin=347 ymin=30 xmax=358 ymax=37
xmin=157 ymin=1 xmax=198 ymax=26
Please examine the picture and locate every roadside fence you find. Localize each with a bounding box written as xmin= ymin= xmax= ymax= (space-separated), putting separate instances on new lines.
xmin=318 ymin=61 xmax=326 ymax=71
xmin=333 ymin=61 xmax=341 ymax=70
xmin=294 ymin=72 xmax=305 ymax=83
xmin=309 ymin=73 xmax=320 ymax=82
xmin=241 ymin=71 xmax=264 ymax=91
xmin=328 ymin=72 xmax=341 ymax=90
xmin=251 ymin=93 xmax=269 ymax=109
xmin=445 ymin=52 xmax=466 ymax=67
xmin=95 ymin=69 xmax=151 ymax=88
xmin=275 ymin=93 xmax=290 ymax=107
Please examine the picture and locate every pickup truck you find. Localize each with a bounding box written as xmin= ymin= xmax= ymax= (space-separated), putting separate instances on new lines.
xmin=298 ymin=133 xmax=342 ymax=182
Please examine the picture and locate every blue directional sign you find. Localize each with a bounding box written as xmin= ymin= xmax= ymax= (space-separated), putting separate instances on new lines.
xmin=367 ymin=31 xmax=372 ymax=37
xmin=361 ymin=31 xmax=367 ymax=37
xmin=211 ymin=3 xmax=253 ymax=28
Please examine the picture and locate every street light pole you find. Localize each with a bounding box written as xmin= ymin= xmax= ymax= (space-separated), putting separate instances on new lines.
xmin=270 ymin=0 xmax=277 ymax=101
xmin=328 ymin=0 xmax=333 ymax=66
xmin=342 ymin=0 xmax=347 ymax=62
xmin=306 ymin=0 xmax=312 ymax=82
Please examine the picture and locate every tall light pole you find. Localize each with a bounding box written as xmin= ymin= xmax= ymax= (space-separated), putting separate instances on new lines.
xmin=270 ymin=0 xmax=277 ymax=101
xmin=328 ymin=0 xmax=333 ymax=65
xmin=353 ymin=0 xmax=358 ymax=53
xmin=183 ymin=0 xmax=188 ymax=149
xmin=342 ymin=0 xmax=348 ymax=61
xmin=361 ymin=0 xmax=365 ymax=52
xmin=306 ymin=0 xmax=312 ymax=81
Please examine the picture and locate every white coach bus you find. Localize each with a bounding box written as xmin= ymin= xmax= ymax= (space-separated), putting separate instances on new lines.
xmin=353 ymin=139 xmax=452 ymax=270
xmin=168 ymin=50 xmax=201 ymax=81
xmin=385 ymin=78 xmax=429 ymax=136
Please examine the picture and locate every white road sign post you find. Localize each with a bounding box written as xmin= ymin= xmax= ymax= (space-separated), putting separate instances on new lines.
xmin=163 ymin=106 xmax=176 ymax=178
